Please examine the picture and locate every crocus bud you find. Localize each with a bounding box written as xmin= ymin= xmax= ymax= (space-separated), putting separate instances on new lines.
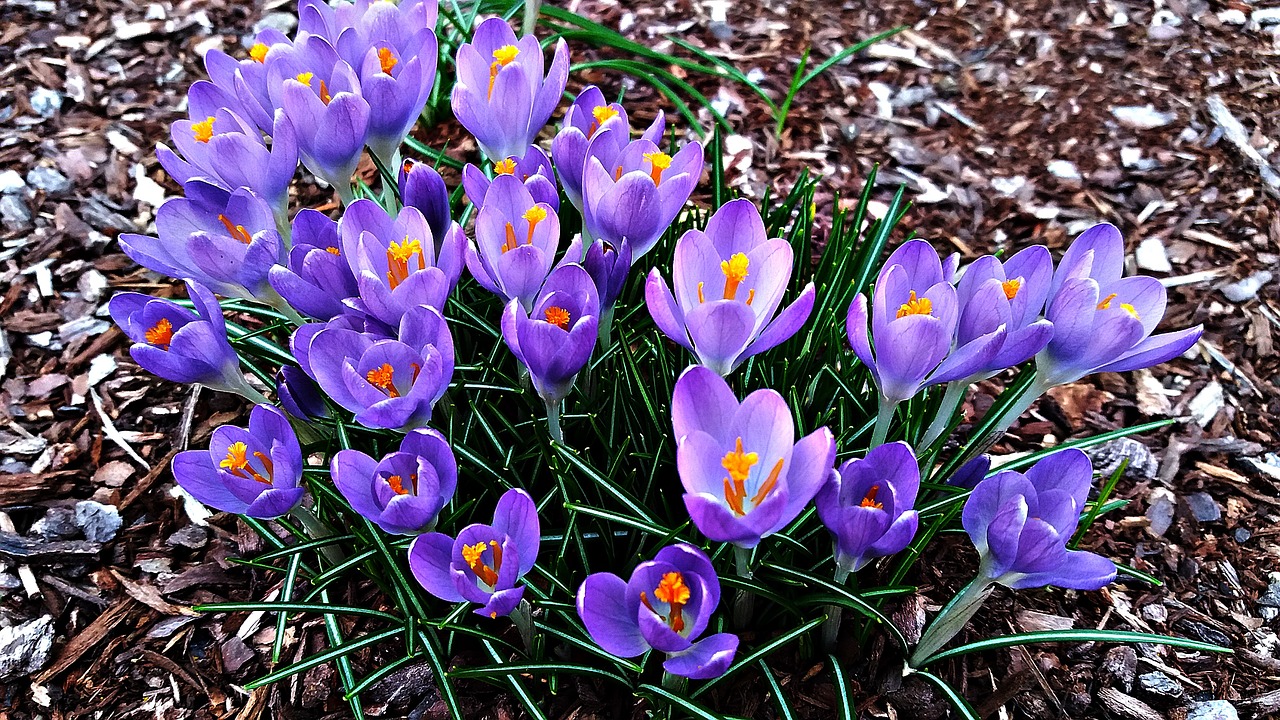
xmin=578 ymin=544 xmax=738 ymax=680
xmin=500 ymin=263 xmax=599 ymax=407
xmin=399 ymin=160 xmax=453 ymax=243
xmin=170 ymin=404 xmax=305 ymax=519
xmin=583 ymin=237 xmax=632 ymax=313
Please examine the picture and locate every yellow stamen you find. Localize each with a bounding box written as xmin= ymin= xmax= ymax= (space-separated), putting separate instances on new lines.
xmin=217 ymin=214 xmax=253 ymax=245
xmin=378 ymin=46 xmax=397 ymax=74
xmin=1119 ymin=302 xmax=1140 ymax=319
xmin=487 ymin=45 xmax=519 ymax=99
xmin=544 ymin=306 xmax=571 ymax=329
xmin=249 ymin=42 xmax=270 ymax=63
xmin=494 ymin=158 xmax=517 ymax=175
xmin=896 ymin=290 xmax=933 ymax=318
xmin=746 ymin=288 xmax=756 ymax=306
xmin=654 ymin=571 xmax=690 ymax=633
xmin=522 ymin=205 xmax=547 ymax=244
xmin=614 ymin=165 xmax=623 ymax=181
xmin=1097 ymin=293 xmax=1117 ymax=310
xmin=697 ymin=281 xmax=705 ymax=304
xmin=365 ymin=363 xmax=401 ymax=398
xmin=720 ymin=252 xmax=749 ymax=300
xmin=502 ymin=221 xmax=518 ymax=253
xmin=721 ymin=437 xmax=759 ymax=517
xmin=386 ymin=237 xmax=425 ymax=290
xmin=643 ymin=151 xmax=672 ymax=185
xmin=462 ymin=542 xmax=499 ymax=587
xmin=325 ymin=246 xmax=341 ymax=256
xmin=588 ymin=105 xmax=619 ymax=137
xmin=192 ymin=116 xmax=216 ymax=143
xmin=1001 ymin=278 xmax=1022 ymax=300
xmin=860 ymin=485 xmax=883 ymax=509
xmin=145 ymin=318 xmax=174 ymax=349
xmin=295 ymin=72 xmax=314 ymax=86
xmin=219 ymin=441 xmax=272 ymax=484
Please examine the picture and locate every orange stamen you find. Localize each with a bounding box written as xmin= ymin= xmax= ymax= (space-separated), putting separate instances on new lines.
xmin=494 ymin=158 xmax=517 ymax=175
xmin=249 ymin=42 xmax=269 ymax=63
xmin=896 ymin=290 xmax=933 ymax=318
xmin=145 ymin=318 xmax=174 ymax=349
xmin=860 ymin=485 xmax=883 ymax=509
xmin=461 ymin=542 xmax=499 ymax=587
xmin=697 ymin=282 xmax=705 ymax=304
xmin=1097 ymin=293 xmax=1117 ymax=310
xmin=746 ymin=288 xmax=756 ymax=305
xmin=750 ymin=458 xmax=784 ymax=507
xmin=325 ymin=246 xmax=341 ymax=256
xmin=654 ymin=572 xmax=690 ymax=633
xmin=522 ymin=206 xmax=547 ymax=244
xmin=219 ymin=441 xmax=272 ymax=484
xmin=386 ymin=237 xmax=425 ymax=290
xmin=1001 ymin=278 xmax=1022 ymax=300
xmin=365 ymin=363 xmax=401 ymax=398
xmin=501 ymin=221 xmax=518 ymax=253
xmin=218 ymin=214 xmax=253 ymax=245
xmin=721 ymin=437 xmax=759 ymax=517
xmin=644 ymin=151 xmax=672 ymax=185
xmin=192 ymin=116 xmax=216 ymax=143
xmin=588 ymin=105 xmax=619 ymax=137
xmin=487 ymin=45 xmax=519 ymax=99
xmin=544 ymin=306 xmax=571 ymax=329
xmin=377 ymin=46 xmax=397 ymax=74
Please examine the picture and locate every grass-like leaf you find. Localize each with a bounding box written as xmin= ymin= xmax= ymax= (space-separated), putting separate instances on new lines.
xmin=921 ymin=629 xmax=1232 ymax=666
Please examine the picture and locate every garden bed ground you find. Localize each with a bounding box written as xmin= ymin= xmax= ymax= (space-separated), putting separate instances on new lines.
xmin=2 ymin=0 xmax=1279 ymax=717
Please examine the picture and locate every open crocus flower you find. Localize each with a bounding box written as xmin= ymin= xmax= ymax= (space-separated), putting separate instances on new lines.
xmin=816 ymin=442 xmax=920 ymax=576
xmin=581 ymin=135 xmax=702 ymax=260
xmin=462 ymin=145 xmax=559 ymax=210
xmin=409 ymin=488 xmax=540 ymax=618
xmin=298 ymin=304 xmax=453 ymax=430
xmin=268 ymin=35 xmax=370 ymax=201
xmin=170 ymin=404 xmax=305 ymax=519
xmin=157 ymin=108 xmax=298 ymax=219
xmin=501 ymin=264 xmax=599 ymax=438
xmin=269 ymin=209 xmax=359 ymax=321
xmin=198 ymin=28 xmax=292 ymax=135
xmin=1036 ymin=223 xmax=1202 ymax=387
xmin=119 ymin=181 xmax=286 ymax=307
xmin=577 ymin=544 xmax=738 ymax=680
xmin=672 ymin=366 xmax=835 ymax=548
xmin=451 ymin=17 xmax=569 ymax=163
xmin=646 ymin=199 xmax=816 ymax=376
xmin=339 ymin=199 xmax=465 ymax=326
xmin=332 ymin=428 xmax=456 ymax=535
xmin=109 ymin=281 xmax=263 ymax=400
xmin=467 ymin=174 xmax=567 ymax=311
xmin=552 ymin=85 xmax=665 ymax=211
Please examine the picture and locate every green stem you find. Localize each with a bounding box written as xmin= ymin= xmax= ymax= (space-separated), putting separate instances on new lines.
xmin=920 ymin=381 xmax=969 ymax=449
xmin=967 ymin=375 xmax=1050 ymax=458
xmin=597 ymin=305 xmax=615 ymax=350
xmin=289 ymin=506 xmax=347 ymax=566
xmin=510 ymin=598 xmax=535 ymax=652
xmin=910 ymin=576 xmax=995 ymax=667
xmin=379 ymin=149 xmax=402 ymax=212
xmin=732 ymin=545 xmax=754 ymax=627
xmin=521 ymin=0 xmax=541 ymax=36
xmin=229 ymin=376 xmax=272 ymax=407
xmin=336 ymin=183 xmax=357 ymax=207
xmin=820 ymin=564 xmax=852 ymax=650
xmin=869 ymin=398 xmax=897 ymax=448
xmin=545 ymin=398 xmax=563 ymax=444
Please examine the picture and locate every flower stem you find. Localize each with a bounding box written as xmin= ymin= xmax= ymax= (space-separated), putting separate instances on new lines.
xmin=510 ymin=598 xmax=535 ymax=652
xmin=545 ymin=399 xmax=563 ymax=444
xmin=521 ymin=0 xmax=541 ymax=36
xmin=336 ymin=182 xmax=357 ymax=208
xmin=732 ymin=545 xmax=755 ymax=627
xmin=289 ymin=505 xmax=346 ymax=566
xmin=909 ymin=576 xmax=995 ymax=667
xmin=660 ymin=670 xmax=687 ymax=694
xmin=380 ymin=149 xmax=402 ymax=212
xmin=967 ymin=375 xmax=1050 ymax=458
xmin=820 ymin=565 xmax=852 ymax=651
xmin=230 ymin=376 xmax=273 ymax=407
xmin=920 ymin=381 xmax=969 ymax=450
xmin=597 ymin=305 xmax=615 ymax=350
xmin=869 ymin=398 xmax=897 ymax=448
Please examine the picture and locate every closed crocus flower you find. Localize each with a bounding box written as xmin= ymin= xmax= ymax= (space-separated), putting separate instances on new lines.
xmin=339 ymin=199 xmax=465 ymax=326
xmin=501 ymin=264 xmax=599 ymax=439
xmin=451 ymin=17 xmax=569 ymax=163
xmin=409 ymin=488 xmax=540 ymax=618
xmin=582 ymin=134 xmax=702 ymax=260
xmin=332 ymin=428 xmax=456 ymax=535
xmin=467 ymin=174 xmax=567 ymax=311
xmin=268 ymin=35 xmax=370 ymax=202
xmin=399 ymin=160 xmax=454 ymax=244
xmin=1037 ymin=223 xmax=1202 ymax=387
xmin=671 ymin=365 xmax=835 ymax=549
xmin=157 ymin=107 xmax=298 ymax=219
xmin=552 ymin=85 xmax=665 ymax=211
xmin=171 ymin=404 xmax=305 ymax=519
xmin=816 ymin=442 xmax=920 ymax=576
xmin=462 ymin=145 xmax=559 ymax=210
xmin=119 ymin=181 xmax=286 ymax=308
xmin=109 ymin=281 xmax=264 ymax=401
xmin=299 ymin=304 xmax=454 ymax=430
xmin=646 ymin=199 xmax=816 ymax=376
xmin=583 ymin=237 xmax=632 ymax=315
xmin=577 ymin=544 xmax=738 ymax=680
xmin=269 ymin=209 xmax=359 ymax=321
xmin=199 ymin=28 xmax=292 ymax=134
xmin=277 ymin=365 xmax=329 ymax=420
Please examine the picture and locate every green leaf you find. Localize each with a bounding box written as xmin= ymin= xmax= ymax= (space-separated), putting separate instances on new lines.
xmin=922 ymin=629 xmax=1232 ymax=666
xmin=449 ymin=662 xmax=631 ymax=686
xmin=195 ymin=601 xmax=401 ymax=622
xmin=692 ymin=616 xmax=824 ymax=697
xmin=829 ymin=654 xmax=854 ymax=720
xmin=912 ymin=669 xmax=981 ymax=720
xmin=637 ymin=684 xmax=737 ymax=720
xmin=760 ymin=660 xmax=796 ymax=720
xmin=245 ymin=627 xmax=402 ymax=689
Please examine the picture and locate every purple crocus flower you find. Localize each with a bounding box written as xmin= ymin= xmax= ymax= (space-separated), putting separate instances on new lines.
xmin=399 ymin=160 xmax=454 ymax=244
xmin=296 ymin=304 xmax=453 ymax=430
xmin=816 ymin=442 xmax=920 ymax=575
xmin=277 ymin=365 xmax=329 ymax=420
xmin=268 ymin=209 xmax=358 ymax=321
xmin=199 ymin=29 xmax=292 ymax=135
xmin=646 ymin=199 xmax=816 ymax=376
xmin=671 ymin=365 xmax=835 ymax=548
xmin=338 ymin=199 xmax=466 ymax=327
xmin=501 ymin=264 xmax=599 ymax=438
xmin=268 ymin=34 xmax=370 ymax=202
xmin=583 ymin=237 xmax=632 ymax=315
xmin=962 ymin=449 xmax=1116 ymax=590
xmin=157 ymin=108 xmax=298 ymax=219
xmin=332 ymin=428 xmax=457 ymax=535
xmin=551 ymin=85 xmax=665 ymax=211
xmin=450 ymin=17 xmax=569 ymax=163
xmin=467 ymin=174 xmax=568 ymax=311
xmin=954 ymin=245 xmax=1056 ymax=381
xmin=462 ymin=145 xmax=559 ymax=210
xmin=119 ymin=181 xmax=286 ymax=307
xmin=170 ymin=404 xmax=305 ymax=519
xmin=409 ymin=488 xmax=540 ymax=618
xmin=582 ymin=135 xmax=702 ymax=260
xmin=108 ymin=281 xmax=262 ymax=400
xmin=300 ymin=0 xmax=438 ymax=51
xmin=577 ymin=544 xmax=738 ymax=680
xmin=1036 ymin=223 xmax=1202 ymax=387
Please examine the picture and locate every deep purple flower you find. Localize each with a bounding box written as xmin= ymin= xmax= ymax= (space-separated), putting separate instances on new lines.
xmin=170 ymin=404 xmax=305 ymax=518
xmin=171 ymin=404 xmax=305 ymax=519
xmin=451 ymin=17 xmax=569 ymax=163
xmin=646 ymin=199 xmax=815 ymax=376
xmin=962 ymin=449 xmax=1116 ymax=590
xmin=583 ymin=237 xmax=632 ymax=314
xmin=947 ymin=454 xmax=991 ymax=490
xmin=296 ymin=304 xmax=453 ymax=430
xmin=269 ymin=209 xmax=359 ymax=321
xmin=953 ymin=245 xmax=1055 ymax=381
xmin=332 ymin=428 xmax=457 ymax=535
xmin=462 ymin=145 xmax=559 ymax=210
xmin=816 ymin=442 xmax=919 ymax=574
xmin=199 ymin=29 xmax=292 ymax=135
xmin=409 ymin=488 xmax=540 ymax=618
xmin=552 ymin=85 xmax=665 ymax=211
xmin=157 ymin=108 xmax=298 ymax=217
xmin=119 ymin=181 xmax=285 ymax=306
xmin=399 ymin=160 xmax=454 ymax=244
xmin=846 ymin=240 xmax=1004 ymax=405
xmin=501 ymin=264 xmax=599 ymax=408
xmin=467 ymin=174 xmax=568 ymax=310
xmin=277 ymin=365 xmax=330 ymax=420
xmin=671 ymin=366 xmax=835 ymax=548
xmin=582 ymin=135 xmax=702 ymax=260
xmin=1037 ymin=223 xmax=1202 ymax=386
xmin=268 ymin=35 xmax=370 ymax=200
xmin=108 ymin=281 xmax=259 ymax=397
xmin=577 ymin=544 xmax=738 ymax=680
xmin=338 ymin=199 xmax=466 ymax=326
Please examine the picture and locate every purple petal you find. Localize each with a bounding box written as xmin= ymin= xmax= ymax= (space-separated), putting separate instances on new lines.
xmin=662 ymin=633 xmax=738 ymax=680
xmin=577 ymin=573 xmax=649 ymax=658
xmin=409 ymin=532 xmax=465 ymax=602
